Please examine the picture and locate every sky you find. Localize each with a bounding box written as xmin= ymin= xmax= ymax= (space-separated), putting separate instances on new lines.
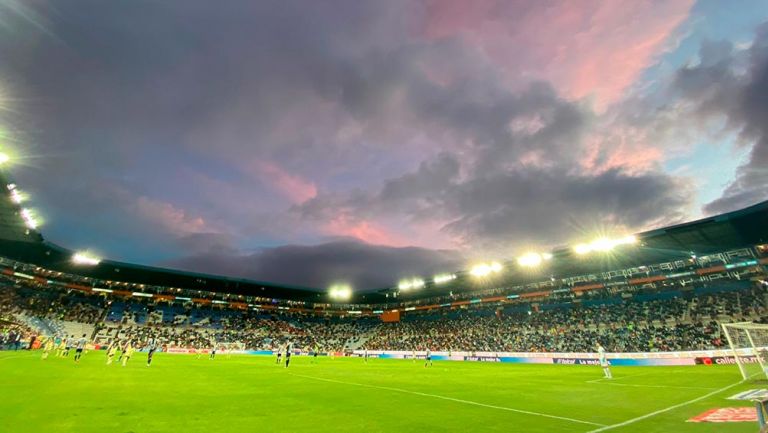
xmin=1 ymin=0 xmax=768 ymax=291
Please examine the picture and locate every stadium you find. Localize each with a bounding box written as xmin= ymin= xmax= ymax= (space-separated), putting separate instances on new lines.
xmin=2 ymin=164 xmax=768 ymax=432
xmin=3 ymin=2 xmax=768 ymax=433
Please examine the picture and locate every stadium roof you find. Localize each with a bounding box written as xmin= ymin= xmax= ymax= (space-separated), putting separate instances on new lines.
xmin=0 ymin=168 xmax=766 ymax=303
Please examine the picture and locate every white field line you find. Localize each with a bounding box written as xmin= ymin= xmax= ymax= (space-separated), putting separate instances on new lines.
xmin=591 ymin=382 xmax=716 ymax=390
xmin=585 ymin=378 xmax=747 ymax=433
xmin=289 ymin=372 xmax=606 ymax=427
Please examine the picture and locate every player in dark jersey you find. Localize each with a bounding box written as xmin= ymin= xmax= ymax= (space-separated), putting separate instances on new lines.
xmin=284 ymin=342 xmax=292 ymax=368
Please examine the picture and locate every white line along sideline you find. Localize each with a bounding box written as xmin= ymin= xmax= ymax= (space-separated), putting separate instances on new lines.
xmin=585 ymin=378 xmax=748 ymax=433
xmin=289 ymin=372 xmax=606 ymax=427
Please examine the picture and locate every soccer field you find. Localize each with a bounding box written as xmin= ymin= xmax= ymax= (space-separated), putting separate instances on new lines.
xmin=0 ymin=351 xmax=760 ymax=432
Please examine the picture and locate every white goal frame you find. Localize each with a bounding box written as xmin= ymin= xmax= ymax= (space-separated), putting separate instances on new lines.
xmin=721 ymin=322 xmax=768 ymax=380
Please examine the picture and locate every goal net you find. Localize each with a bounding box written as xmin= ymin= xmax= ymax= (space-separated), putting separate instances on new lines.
xmin=721 ymin=322 xmax=768 ymax=380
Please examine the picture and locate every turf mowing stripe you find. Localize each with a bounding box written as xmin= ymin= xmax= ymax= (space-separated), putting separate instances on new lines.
xmin=289 ymin=372 xmax=606 ymax=427
xmin=584 ymin=378 xmax=747 ymax=432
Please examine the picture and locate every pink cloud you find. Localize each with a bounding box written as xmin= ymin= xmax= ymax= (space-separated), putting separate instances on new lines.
xmin=324 ymin=214 xmax=409 ymax=247
xmin=423 ymin=0 xmax=694 ymax=108
xmin=255 ymin=161 xmax=318 ymax=204
xmin=134 ymin=196 xmax=209 ymax=234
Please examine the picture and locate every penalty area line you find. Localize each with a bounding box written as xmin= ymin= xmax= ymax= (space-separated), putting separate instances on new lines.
xmin=288 ymin=372 xmax=606 ymax=427
xmin=584 ymin=378 xmax=748 ymax=433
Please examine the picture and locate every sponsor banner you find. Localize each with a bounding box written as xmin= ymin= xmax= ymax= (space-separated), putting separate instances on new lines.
xmin=695 ymin=356 xmax=761 ymax=365
xmin=688 ymin=407 xmax=757 ymax=423
xmin=499 ymin=357 xmax=551 ymax=364
xmin=553 ymin=357 xmax=695 ymax=366
xmin=464 ymin=356 xmax=501 ymax=362
xmin=728 ymin=389 xmax=768 ymax=401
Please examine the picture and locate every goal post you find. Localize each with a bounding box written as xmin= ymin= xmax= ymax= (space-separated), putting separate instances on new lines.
xmin=721 ymin=322 xmax=768 ymax=380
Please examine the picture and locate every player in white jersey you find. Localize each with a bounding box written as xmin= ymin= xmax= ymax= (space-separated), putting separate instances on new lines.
xmin=146 ymin=337 xmax=159 ymax=367
xmin=209 ymin=340 xmax=217 ymax=360
xmin=73 ymin=334 xmax=88 ymax=363
xmin=424 ymin=348 xmax=433 ymax=367
xmin=597 ymin=343 xmax=612 ymax=379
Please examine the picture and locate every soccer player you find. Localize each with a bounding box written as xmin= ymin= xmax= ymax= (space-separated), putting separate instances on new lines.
xmin=73 ymin=334 xmax=87 ymax=363
xmin=311 ymin=344 xmax=319 ymax=364
xmin=424 ymin=348 xmax=433 ymax=368
xmin=122 ymin=341 xmax=134 ymax=367
xmin=54 ymin=335 xmax=64 ymax=357
xmin=412 ymin=349 xmax=416 ymax=363
xmin=41 ymin=337 xmax=54 ymax=360
xmin=597 ymin=343 xmax=612 ymax=379
xmin=63 ymin=335 xmax=74 ymax=357
xmin=284 ymin=342 xmax=292 ymax=368
xmin=146 ymin=337 xmax=158 ymax=367
xmin=364 ymin=347 xmax=369 ymax=363
xmin=276 ymin=345 xmax=282 ymax=365
xmin=106 ymin=341 xmax=118 ymax=365
xmin=209 ymin=341 xmax=217 ymax=360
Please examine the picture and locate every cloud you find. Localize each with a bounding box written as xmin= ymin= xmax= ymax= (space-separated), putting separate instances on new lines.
xmin=253 ymin=161 xmax=317 ymax=204
xmin=0 ymin=0 xmax=714 ymax=289
xmin=664 ymin=24 xmax=768 ymax=213
xmin=422 ymin=0 xmax=694 ymax=108
xmin=164 ymin=240 xmax=465 ymax=290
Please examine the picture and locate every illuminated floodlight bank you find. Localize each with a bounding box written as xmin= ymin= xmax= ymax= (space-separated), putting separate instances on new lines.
xmin=72 ymin=252 xmax=101 ymax=266
xmin=398 ymin=278 xmax=425 ymax=291
xmin=573 ymin=235 xmax=637 ymax=255
xmin=328 ymin=284 xmax=352 ymax=300
xmin=0 ymin=153 xmax=9 ymax=165
xmin=433 ymin=273 xmax=456 ymax=284
xmin=517 ymin=253 xmax=543 ymax=267
xmin=20 ymin=208 xmax=37 ymax=229
xmin=9 ymin=188 xmax=23 ymax=204
xmin=470 ymin=262 xmax=503 ymax=277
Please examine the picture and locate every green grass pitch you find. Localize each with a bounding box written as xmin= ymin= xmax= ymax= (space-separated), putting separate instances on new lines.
xmin=0 ymin=351 xmax=761 ymax=432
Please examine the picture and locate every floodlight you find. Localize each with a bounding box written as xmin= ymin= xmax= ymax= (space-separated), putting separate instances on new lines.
xmin=573 ymin=243 xmax=590 ymax=255
xmin=20 ymin=208 xmax=37 ymax=229
xmin=542 ymin=253 xmax=553 ymax=260
xmin=329 ymin=284 xmax=352 ymax=300
xmin=470 ymin=264 xmax=491 ymax=277
xmin=591 ymin=237 xmax=614 ymax=252
xmin=399 ymin=278 xmax=424 ymax=291
xmin=9 ymin=188 xmax=23 ymax=204
xmin=433 ymin=274 xmax=456 ymax=284
xmin=490 ymin=262 xmax=503 ymax=272
xmin=72 ymin=252 xmax=101 ymax=266
xmin=517 ymin=253 xmax=543 ymax=267
xmin=0 ymin=153 xmax=8 ymax=165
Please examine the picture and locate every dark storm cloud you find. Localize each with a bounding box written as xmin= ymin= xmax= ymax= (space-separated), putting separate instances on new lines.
xmin=671 ymin=24 xmax=768 ymax=213
xmin=0 ymin=1 xmax=702 ymax=288
xmin=295 ymin=78 xmax=690 ymax=254
xmin=164 ymin=239 xmax=464 ymax=290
